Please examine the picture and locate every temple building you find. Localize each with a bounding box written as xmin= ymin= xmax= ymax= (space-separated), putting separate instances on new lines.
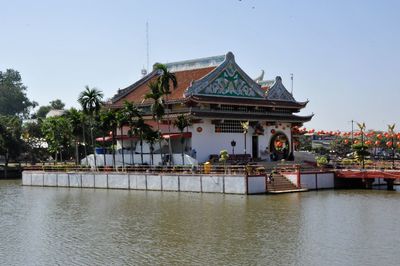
xmin=109 ymin=52 xmax=313 ymax=164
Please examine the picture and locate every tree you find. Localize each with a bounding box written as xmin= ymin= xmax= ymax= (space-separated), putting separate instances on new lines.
xmin=241 ymin=121 xmax=249 ymax=155
xmin=0 ymin=69 xmax=37 ymax=117
xmin=351 ymin=122 xmax=369 ymax=168
xmin=134 ymin=117 xmax=151 ymax=164
xmin=154 ymin=63 xmax=177 ymax=164
xmin=78 ymin=86 xmax=103 ymax=168
xmin=34 ymin=99 xmax=66 ymax=119
xmin=35 ymin=105 xmax=52 ymax=119
xmin=144 ymin=128 xmax=161 ymax=165
xmin=99 ymin=108 xmax=118 ymax=168
xmin=122 ymin=101 xmax=142 ymax=166
xmin=173 ymin=114 xmax=191 ymax=165
xmin=41 ymin=116 xmax=72 ymax=163
xmin=22 ymin=121 xmax=45 ymax=164
xmin=116 ymin=109 xmax=129 ymax=169
xmin=66 ymin=108 xmax=84 ymax=165
xmin=145 ymin=81 xmax=165 ymax=161
xmin=50 ymin=99 xmax=65 ymax=110
xmin=0 ymin=116 xmax=23 ymax=165
xmin=388 ymin=124 xmax=396 ymax=168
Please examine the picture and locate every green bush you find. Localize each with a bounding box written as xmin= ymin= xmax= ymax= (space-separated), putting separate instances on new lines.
xmin=316 ymin=156 xmax=328 ymax=167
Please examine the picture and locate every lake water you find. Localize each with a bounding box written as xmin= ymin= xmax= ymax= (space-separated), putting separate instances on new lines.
xmin=1 ymin=180 xmax=400 ymax=265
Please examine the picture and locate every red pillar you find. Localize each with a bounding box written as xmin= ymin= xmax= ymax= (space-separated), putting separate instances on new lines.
xmin=296 ymin=164 xmax=301 ymax=188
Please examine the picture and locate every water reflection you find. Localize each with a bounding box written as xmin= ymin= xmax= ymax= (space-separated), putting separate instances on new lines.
xmin=1 ymin=180 xmax=400 ymax=265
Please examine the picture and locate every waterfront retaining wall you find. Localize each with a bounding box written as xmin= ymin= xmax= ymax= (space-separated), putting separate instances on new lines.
xmin=284 ymin=172 xmax=335 ymax=190
xmin=22 ymin=171 xmax=255 ymax=194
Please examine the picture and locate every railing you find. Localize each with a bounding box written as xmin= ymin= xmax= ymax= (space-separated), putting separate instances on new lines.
xmin=326 ymin=160 xmax=400 ymax=171
xmin=23 ymin=164 xmax=255 ymax=175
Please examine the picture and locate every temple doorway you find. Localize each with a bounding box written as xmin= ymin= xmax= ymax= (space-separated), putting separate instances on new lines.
xmin=270 ymin=133 xmax=289 ymax=161
xmin=252 ymin=135 xmax=258 ymax=159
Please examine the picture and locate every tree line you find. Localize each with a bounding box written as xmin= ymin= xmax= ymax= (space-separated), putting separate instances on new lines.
xmin=0 ymin=65 xmax=191 ymax=167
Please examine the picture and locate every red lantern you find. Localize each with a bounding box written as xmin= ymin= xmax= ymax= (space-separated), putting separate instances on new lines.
xmin=377 ymin=134 xmax=383 ymax=140
xmin=365 ymin=140 xmax=372 ymax=146
xmin=344 ymin=139 xmax=349 ymax=144
xmin=375 ymin=140 xmax=380 ymax=146
xmin=386 ymin=141 xmax=393 ymax=147
xmin=354 ymin=140 xmax=359 ymax=144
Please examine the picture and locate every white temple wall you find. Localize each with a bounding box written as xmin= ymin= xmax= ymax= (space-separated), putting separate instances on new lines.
xmin=113 ymin=121 xmax=293 ymax=163
xmin=190 ymin=120 xmax=255 ymax=163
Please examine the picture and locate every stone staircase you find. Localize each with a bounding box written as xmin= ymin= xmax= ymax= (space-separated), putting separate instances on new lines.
xmin=266 ymin=172 xmax=307 ymax=194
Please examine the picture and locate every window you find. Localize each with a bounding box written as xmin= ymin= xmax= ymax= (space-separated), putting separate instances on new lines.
xmin=215 ymin=120 xmax=244 ymax=133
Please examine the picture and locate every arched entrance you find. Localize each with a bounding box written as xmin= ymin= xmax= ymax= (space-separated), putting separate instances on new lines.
xmin=270 ymin=132 xmax=290 ymax=161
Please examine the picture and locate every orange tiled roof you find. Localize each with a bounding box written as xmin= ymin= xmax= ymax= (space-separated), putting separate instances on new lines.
xmin=113 ymin=66 xmax=216 ymax=106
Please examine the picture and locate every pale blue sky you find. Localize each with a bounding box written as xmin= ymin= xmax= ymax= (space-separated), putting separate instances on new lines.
xmin=1 ymin=0 xmax=399 ymax=131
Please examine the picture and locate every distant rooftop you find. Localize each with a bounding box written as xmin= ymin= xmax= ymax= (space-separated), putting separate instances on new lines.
xmin=162 ymin=55 xmax=225 ymax=72
xmin=46 ymin=109 xmax=66 ymax=118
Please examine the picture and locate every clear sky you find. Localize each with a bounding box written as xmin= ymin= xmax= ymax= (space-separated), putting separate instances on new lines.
xmin=1 ymin=0 xmax=399 ymax=131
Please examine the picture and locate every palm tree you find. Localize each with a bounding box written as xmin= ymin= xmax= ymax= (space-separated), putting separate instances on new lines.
xmin=98 ymin=109 xmax=115 ymax=167
xmin=78 ymin=86 xmax=103 ymax=169
xmin=154 ymin=63 xmax=177 ymax=164
xmin=241 ymin=121 xmax=249 ymax=156
xmin=122 ymin=101 xmax=141 ymax=167
xmin=116 ymin=109 xmax=129 ymax=169
xmin=66 ymin=108 xmax=83 ymax=165
xmin=134 ymin=117 xmax=151 ymax=164
xmin=108 ymin=110 xmax=118 ymax=168
xmin=388 ymin=123 xmax=396 ymax=168
xmin=144 ymin=128 xmax=161 ymax=165
xmin=145 ymin=81 xmax=165 ymax=161
xmin=174 ymin=114 xmax=191 ymax=165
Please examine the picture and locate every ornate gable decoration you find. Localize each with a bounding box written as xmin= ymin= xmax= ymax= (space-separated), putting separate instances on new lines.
xmin=184 ymin=52 xmax=265 ymax=99
xmin=266 ymin=76 xmax=296 ymax=102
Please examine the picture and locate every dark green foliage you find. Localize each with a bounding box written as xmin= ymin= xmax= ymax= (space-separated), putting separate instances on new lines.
xmin=35 ymin=105 xmax=52 ymax=118
xmin=22 ymin=121 xmax=47 ymax=163
xmin=49 ymin=99 xmax=65 ymax=110
xmin=0 ymin=115 xmax=23 ymax=164
xmin=34 ymin=99 xmax=66 ymax=119
xmin=78 ymin=86 xmax=104 ymax=167
xmin=174 ymin=114 xmax=192 ymax=164
xmin=41 ymin=116 xmax=72 ymax=161
xmin=0 ymin=69 xmax=37 ymax=117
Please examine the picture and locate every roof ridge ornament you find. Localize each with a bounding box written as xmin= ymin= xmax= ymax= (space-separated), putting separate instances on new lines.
xmin=266 ymin=76 xmax=296 ymax=102
xmin=254 ymin=70 xmax=265 ymax=83
xmin=226 ymin=51 xmax=235 ymax=60
xmin=184 ymin=52 xmax=265 ymax=99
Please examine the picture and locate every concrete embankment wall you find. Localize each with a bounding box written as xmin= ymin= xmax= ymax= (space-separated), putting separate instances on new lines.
xmin=22 ymin=171 xmax=251 ymax=194
xmin=284 ymin=172 xmax=335 ymax=190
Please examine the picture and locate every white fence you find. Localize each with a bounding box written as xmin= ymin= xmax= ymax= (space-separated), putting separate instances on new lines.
xmin=81 ymin=153 xmax=198 ymax=167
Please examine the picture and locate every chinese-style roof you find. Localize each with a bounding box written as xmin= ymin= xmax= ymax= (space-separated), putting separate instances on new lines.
xmin=111 ymin=52 xmax=309 ymax=109
xmin=190 ymin=109 xmax=314 ymax=123
xmin=185 ymin=95 xmax=308 ymax=109
xmin=184 ymin=52 xmax=266 ymax=99
xmin=111 ymin=66 xmax=216 ymax=105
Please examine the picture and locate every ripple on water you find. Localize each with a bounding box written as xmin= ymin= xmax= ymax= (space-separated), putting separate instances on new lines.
xmin=1 ymin=181 xmax=400 ymax=265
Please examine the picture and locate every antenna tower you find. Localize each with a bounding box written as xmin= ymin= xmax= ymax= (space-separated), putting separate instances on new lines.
xmin=290 ymin=73 xmax=294 ymax=95
xmin=146 ymin=21 xmax=149 ymax=72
